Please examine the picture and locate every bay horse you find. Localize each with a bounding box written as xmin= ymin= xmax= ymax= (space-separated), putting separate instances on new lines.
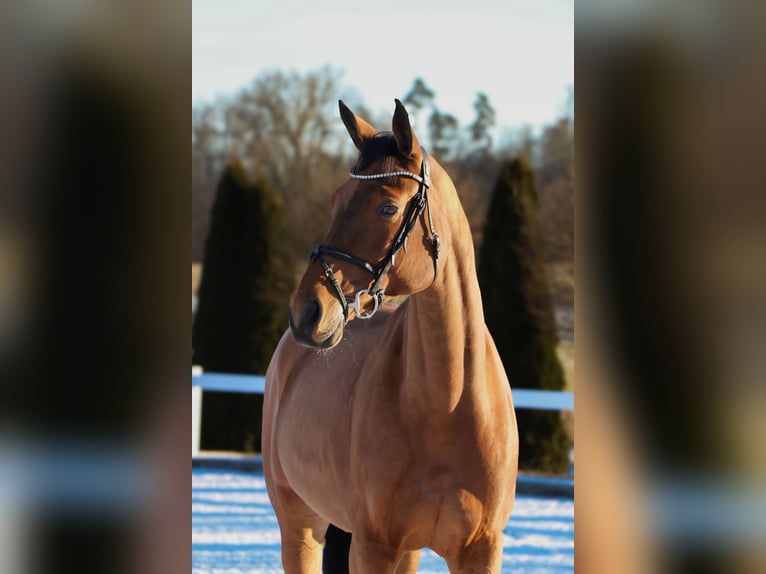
xmin=263 ymin=99 xmax=518 ymax=573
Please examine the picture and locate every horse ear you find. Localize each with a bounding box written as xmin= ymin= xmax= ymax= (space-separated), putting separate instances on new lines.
xmin=392 ymin=99 xmax=420 ymax=158
xmin=339 ymin=100 xmax=377 ymax=151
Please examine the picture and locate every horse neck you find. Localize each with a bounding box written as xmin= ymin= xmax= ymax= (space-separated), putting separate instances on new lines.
xmin=402 ymin=196 xmax=487 ymax=414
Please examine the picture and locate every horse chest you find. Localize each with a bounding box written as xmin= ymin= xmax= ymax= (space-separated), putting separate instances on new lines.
xmin=276 ymin=376 xmax=353 ymax=466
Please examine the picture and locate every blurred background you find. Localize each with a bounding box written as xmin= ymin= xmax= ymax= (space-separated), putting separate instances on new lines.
xmin=577 ymin=1 xmax=766 ymax=573
xmin=0 ymin=0 xmax=763 ymax=573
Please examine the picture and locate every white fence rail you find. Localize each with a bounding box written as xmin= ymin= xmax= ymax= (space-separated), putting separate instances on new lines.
xmin=192 ymin=368 xmax=574 ymax=456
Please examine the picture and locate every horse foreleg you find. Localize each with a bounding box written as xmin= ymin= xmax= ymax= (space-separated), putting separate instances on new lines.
xmin=445 ymin=530 xmax=503 ymax=574
xmin=278 ymin=518 xmax=328 ymax=574
xmin=271 ymin=487 xmax=328 ymax=574
xmin=347 ymin=533 xmax=399 ymax=574
xmin=279 ymin=529 xmax=324 ymax=573
xmin=393 ymin=550 xmax=421 ymax=574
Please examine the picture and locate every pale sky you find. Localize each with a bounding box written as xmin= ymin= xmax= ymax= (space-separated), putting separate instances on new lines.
xmin=192 ymin=0 xmax=573 ymax=132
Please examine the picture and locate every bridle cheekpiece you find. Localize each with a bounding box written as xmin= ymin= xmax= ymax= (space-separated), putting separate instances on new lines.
xmin=310 ymin=147 xmax=440 ymax=322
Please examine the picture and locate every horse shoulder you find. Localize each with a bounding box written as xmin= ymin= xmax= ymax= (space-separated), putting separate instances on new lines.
xmin=263 ymin=330 xmax=309 ymax=477
xmin=482 ymin=325 xmax=511 ymax=391
xmin=482 ymin=323 xmax=519 ymax=493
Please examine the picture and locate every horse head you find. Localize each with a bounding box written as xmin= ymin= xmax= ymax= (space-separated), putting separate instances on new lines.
xmin=288 ymin=99 xmax=442 ymax=349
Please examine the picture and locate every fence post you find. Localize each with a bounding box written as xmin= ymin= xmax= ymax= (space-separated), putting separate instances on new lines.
xmin=192 ymin=366 xmax=203 ymax=456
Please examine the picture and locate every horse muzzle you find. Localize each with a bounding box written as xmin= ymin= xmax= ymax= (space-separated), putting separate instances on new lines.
xmin=288 ymin=293 xmax=344 ymax=349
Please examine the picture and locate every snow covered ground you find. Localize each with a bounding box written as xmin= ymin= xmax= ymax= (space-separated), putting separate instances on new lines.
xmin=193 ymin=469 xmax=574 ymax=573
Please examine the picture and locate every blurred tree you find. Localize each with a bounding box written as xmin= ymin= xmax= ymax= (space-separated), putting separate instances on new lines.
xmin=560 ymin=84 xmax=574 ymax=123
xmin=539 ymin=117 xmax=574 ymax=184
xmin=498 ymin=125 xmax=536 ymax=163
xmin=192 ymin=103 xmax=229 ymax=261
xmin=229 ymin=68 xmax=348 ymax=183
xmin=192 ymin=67 xmax=353 ymax=266
xmin=536 ymin=96 xmax=574 ymax=327
xmin=428 ymin=109 xmax=459 ymax=160
xmin=228 ymin=68 xmax=351 ymax=265
xmin=469 ymin=92 xmax=496 ymax=150
xmin=192 ymin=159 xmax=292 ymax=451
xmin=478 ymin=156 xmax=570 ymax=473
xmin=402 ymin=77 xmax=436 ymax=120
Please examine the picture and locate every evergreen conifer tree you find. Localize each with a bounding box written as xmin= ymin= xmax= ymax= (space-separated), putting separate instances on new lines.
xmin=478 ymin=156 xmax=570 ymax=473
xmin=192 ymin=159 xmax=292 ymax=451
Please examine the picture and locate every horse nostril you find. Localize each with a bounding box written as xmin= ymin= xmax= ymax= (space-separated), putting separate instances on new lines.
xmin=304 ymin=298 xmax=321 ymax=328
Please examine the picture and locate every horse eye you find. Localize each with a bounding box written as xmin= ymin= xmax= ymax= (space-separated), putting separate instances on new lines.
xmin=379 ymin=204 xmax=399 ymax=217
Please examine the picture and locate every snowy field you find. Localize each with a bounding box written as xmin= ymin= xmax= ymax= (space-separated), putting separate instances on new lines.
xmin=193 ymin=469 xmax=574 ymax=573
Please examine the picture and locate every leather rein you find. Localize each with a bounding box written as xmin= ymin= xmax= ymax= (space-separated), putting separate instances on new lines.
xmin=310 ymin=148 xmax=440 ymax=322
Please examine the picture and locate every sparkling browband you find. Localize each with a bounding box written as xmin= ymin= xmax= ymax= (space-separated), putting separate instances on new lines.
xmin=349 ymin=171 xmax=428 ymax=186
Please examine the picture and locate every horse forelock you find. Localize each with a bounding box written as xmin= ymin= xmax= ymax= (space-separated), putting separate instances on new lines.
xmin=351 ymin=133 xmax=404 ymax=187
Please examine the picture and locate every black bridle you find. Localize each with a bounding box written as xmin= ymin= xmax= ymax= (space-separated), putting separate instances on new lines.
xmin=310 ymin=148 xmax=440 ymax=322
